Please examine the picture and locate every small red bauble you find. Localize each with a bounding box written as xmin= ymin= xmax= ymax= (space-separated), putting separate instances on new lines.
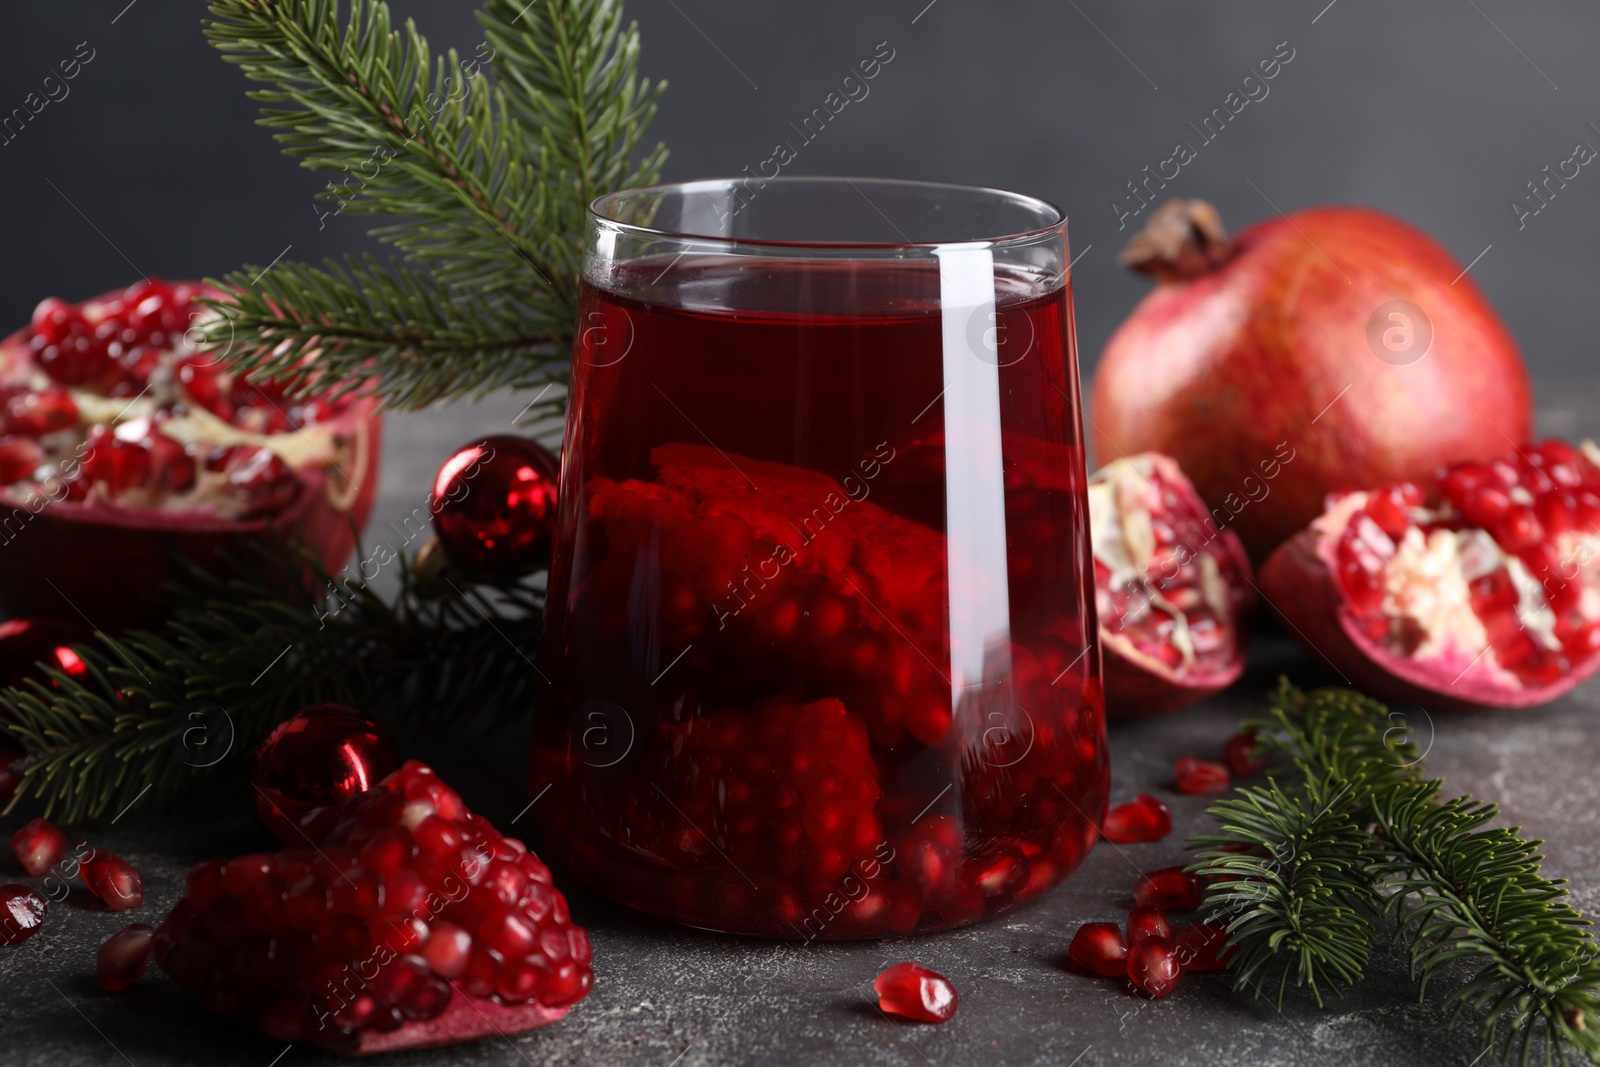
xmin=430 ymin=435 xmax=559 ymax=578
xmin=251 ymin=704 xmax=400 ymax=845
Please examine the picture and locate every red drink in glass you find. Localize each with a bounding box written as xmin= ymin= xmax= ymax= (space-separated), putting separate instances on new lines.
xmin=535 ymin=178 xmax=1106 ymax=938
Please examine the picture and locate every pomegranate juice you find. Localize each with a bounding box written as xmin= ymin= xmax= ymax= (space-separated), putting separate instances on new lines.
xmin=535 ymin=258 xmax=1107 ymax=938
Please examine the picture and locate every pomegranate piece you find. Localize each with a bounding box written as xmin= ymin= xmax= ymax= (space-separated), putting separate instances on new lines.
xmin=1133 ymin=866 xmax=1203 ymax=911
xmin=1223 ymin=731 xmax=1264 ymax=777
xmin=1089 ymin=453 xmax=1253 ymax=716
xmin=0 ymin=279 xmax=382 ymax=632
xmin=1125 ymin=936 xmax=1182 ymax=997
xmin=1174 ymin=920 xmax=1233 ymax=972
xmin=152 ymin=760 xmax=591 ymax=1052
xmin=98 ymin=923 xmax=155 ymax=990
xmin=80 ymin=849 xmax=144 ymax=910
xmin=1068 ymin=921 xmax=1128 ymax=977
xmin=1174 ymin=757 xmax=1230 ymax=795
xmin=1102 ymin=793 xmax=1172 ymax=843
xmin=0 ymin=884 xmax=47 ymax=942
xmin=873 ymin=962 xmax=958 ymax=1023
xmin=12 ymin=816 xmax=68 ymax=877
xmin=1093 ymin=198 xmax=1532 ymax=561
xmin=1126 ymin=904 xmax=1173 ymax=945
xmin=1262 ymin=440 xmax=1600 ymax=708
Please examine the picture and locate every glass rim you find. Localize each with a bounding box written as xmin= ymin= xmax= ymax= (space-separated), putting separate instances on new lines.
xmin=587 ymin=175 xmax=1067 ymax=251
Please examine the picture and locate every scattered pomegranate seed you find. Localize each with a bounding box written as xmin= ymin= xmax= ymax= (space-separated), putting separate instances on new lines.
xmin=1133 ymin=866 xmax=1203 ymax=911
xmin=80 ymin=849 xmax=144 ymax=910
xmin=1127 ymin=904 xmax=1173 ymax=945
xmin=97 ymin=923 xmax=155 ymax=990
xmin=11 ymin=816 xmax=67 ymax=876
xmin=874 ymin=961 xmax=958 ymax=1023
xmin=1174 ymin=920 xmax=1233 ymax=972
xmin=1126 ymin=936 xmax=1182 ymax=997
xmin=1102 ymin=793 xmax=1172 ymax=843
xmin=0 ymin=884 xmax=47 ymax=942
xmin=1174 ymin=756 xmax=1231 ymax=795
xmin=1222 ymin=731 xmax=1264 ymax=777
xmin=1068 ymin=922 xmax=1128 ymax=977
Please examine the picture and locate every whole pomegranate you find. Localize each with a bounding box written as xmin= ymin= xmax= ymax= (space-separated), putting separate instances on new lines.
xmin=1262 ymin=440 xmax=1600 ymax=708
xmin=0 ymin=281 xmax=381 ymax=629
xmin=1091 ymin=199 xmax=1531 ymax=560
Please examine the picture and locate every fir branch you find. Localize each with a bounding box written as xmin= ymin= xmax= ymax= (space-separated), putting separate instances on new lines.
xmin=478 ymin=0 xmax=667 ymax=282
xmin=205 ymin=0 xmax=558 ymax=300
xmin=200 ymin=0 xmax=666 ymax=411
xmin=1189 ymin=683 xmax=1600 ymax=1065
xmin=207 ymin=256 xmax=567 ymax=410
xmin=1191 ymin=776 xmax=1375 ymax=1007
xmin=1 ymin=548 xmax=544 ymax=825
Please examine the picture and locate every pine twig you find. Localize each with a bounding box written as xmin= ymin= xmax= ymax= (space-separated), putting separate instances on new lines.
xmin=1 ymin=548 xmax=544 ymax=825
xmin=1189 ymin=682 xmax=1600 ymax=1065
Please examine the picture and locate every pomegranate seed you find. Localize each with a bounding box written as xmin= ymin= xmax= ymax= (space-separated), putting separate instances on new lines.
xmin=1174 ymin=920 xmax=1233 ymax=971
xmin=1133 ymin=866 xmax=1203 ymax=911
xmin=224 ymin=446 xmax=299 ymax=515
xmin=1068 ymin=921 xmax=1128 ymax=977
xmin=81 ymin=849 xmax=144 ymax=910
xmin=30 ymin=297 xmax=79 ymax=345
xmin=11 ymin=816 xmax=68 ymax=877
xmin=0 ymin=437 xmax=43 ymax=484
xmin=0 ymin=884 xmax=48 ymax=942
xmin=98 ymin=923 xmax=155 ymax=990
xmin=1126 ymin=936 xmax=1182 ymax=997
xmin=1127 ymin=904 xmax=1173 ymax=945
xmin=873 ymin=961 xmax=958 ymax=1023
xmin=1174 ymin=756 xmax=1230 ymax=795
xmin=1223 ymin=731 xmax=1265 ymax=777
xmin=1102 ymin=793 xmax=1172 ymax=843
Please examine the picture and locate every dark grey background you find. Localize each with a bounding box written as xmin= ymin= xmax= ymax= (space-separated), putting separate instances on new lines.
xmin=1 ymin=1 xmax=1596 ymax=383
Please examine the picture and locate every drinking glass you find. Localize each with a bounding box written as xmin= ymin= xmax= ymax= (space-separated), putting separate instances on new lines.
xmin=534 ymin=176 xmax=1106 ymax=938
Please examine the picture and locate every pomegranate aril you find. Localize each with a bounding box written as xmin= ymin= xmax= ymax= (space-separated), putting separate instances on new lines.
xmin=1102 ymin=793 xmax=1172 ymax=843
xmin=0 ymin=884 xmax=47 ymax=942
xmin=874 ymin=961 xmax=958 ymax=1023
xmin=11 ymin=816 xmax=68 ymax=876
xmin=81 ymin=850 xmax=144 ymax=910
xmin=1068 ymin=921 xmax=1128 ymax=977
xmin=1223 ymin=731 xmax=1264 ymax=777
xmin=98 ymin=923 xmax=155 ymax=990
xmin=1175 ymin=756 xmax=1230 ymax=795
xmin=1174 ymin=920 xmax=1233 ymax=972
xmin=0 ymin=437 xmax=43 ymax=484
xmin=1126 ymin=936 xmax=1181 ymax=997
xmin=1127 ymin=904 xmax=1173 ymax=945
xmin=1133 ymin=866 xmax=1203 ymax=911
xmin=421 ymin=921 xmax=473 ymax=978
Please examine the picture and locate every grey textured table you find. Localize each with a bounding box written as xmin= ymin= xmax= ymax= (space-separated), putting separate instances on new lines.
xmin=3 ymin=387 xmax=1597 ymax=1067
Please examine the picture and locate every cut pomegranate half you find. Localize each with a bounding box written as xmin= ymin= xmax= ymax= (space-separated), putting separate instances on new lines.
xmin=1262 ymin=440 xmax=1600 ymax=708
xmin=1088 ymin=453 xmax=1253 ymax=716
xmin=152 ymin=760 xmax=591 ymax=1052
xmin=0 ymin=281 xmax=382 ymax=630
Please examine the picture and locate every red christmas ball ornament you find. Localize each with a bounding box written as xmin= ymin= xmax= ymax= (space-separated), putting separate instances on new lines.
xmin=431 ymin=435 xmax=559 ymax=577
xmin=251 ymin=704 xmax=400 ymax=844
